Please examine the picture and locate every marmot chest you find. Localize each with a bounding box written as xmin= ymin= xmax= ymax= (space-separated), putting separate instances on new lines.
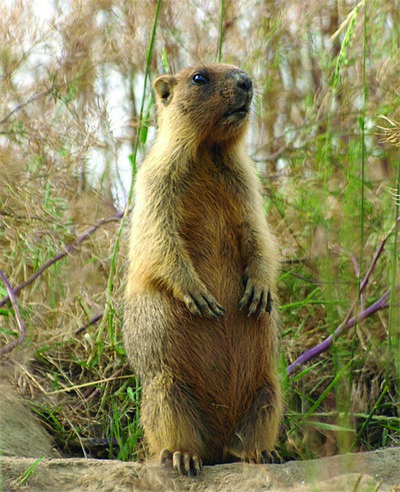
xmin=178 ymin=164 xmax=246 ymax=270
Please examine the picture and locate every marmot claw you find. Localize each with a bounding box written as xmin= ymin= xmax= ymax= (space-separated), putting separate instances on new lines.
xmin=239 ymin=277 xmax=272 ymax=318
xmin=160 ymin=449 xmax=203 ymax=476
xmin=183 ymin=290 xmax=226 ymax=319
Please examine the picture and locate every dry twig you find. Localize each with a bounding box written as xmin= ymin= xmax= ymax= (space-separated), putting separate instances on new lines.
xmin=0 ymin=210 xmax=125 ymax=308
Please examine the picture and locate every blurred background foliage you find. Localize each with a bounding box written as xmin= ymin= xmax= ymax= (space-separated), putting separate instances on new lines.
xmin=0 ymin=0 xmax=399 ymax=461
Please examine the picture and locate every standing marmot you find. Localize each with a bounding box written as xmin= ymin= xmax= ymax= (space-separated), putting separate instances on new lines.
xmin=124 ymin=63 xmax=282 ymax=475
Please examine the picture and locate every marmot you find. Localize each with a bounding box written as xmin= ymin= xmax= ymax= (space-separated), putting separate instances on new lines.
xmin=124 ymin=63 xmax=282 ymax=475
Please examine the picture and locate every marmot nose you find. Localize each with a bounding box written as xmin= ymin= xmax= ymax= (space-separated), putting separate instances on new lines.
xmin=233 ymin=71 xmax=253 ymax=93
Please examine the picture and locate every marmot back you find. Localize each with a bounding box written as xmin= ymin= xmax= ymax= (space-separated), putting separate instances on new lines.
xmin=124 ymin=63 xmax=282 ymax=476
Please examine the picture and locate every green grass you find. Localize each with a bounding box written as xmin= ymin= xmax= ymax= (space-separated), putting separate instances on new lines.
xmin=0 ymin=0 xmax=399 ymax=464
xmin=11 ymin=458 xmax=44 ymax=488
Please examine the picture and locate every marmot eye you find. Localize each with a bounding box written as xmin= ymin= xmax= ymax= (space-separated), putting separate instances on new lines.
xmin=192 ymin=73 xmax=208 ymax=85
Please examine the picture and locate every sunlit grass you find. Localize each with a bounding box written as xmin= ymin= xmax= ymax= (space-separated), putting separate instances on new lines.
xmin=0 ymin=0 xmax=398 ymax=463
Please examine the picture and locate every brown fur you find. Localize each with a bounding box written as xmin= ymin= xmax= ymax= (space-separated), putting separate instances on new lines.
xmin=123 ymin=64 xmax=282 ymax=473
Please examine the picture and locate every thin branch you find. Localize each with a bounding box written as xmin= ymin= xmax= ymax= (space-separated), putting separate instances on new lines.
xmin=359 ymin=217 xmax=399 ymax=293
xmin=286 ymin=290 xmax=391 ymax=375
xmin=75 ymin=313 xmax=103 ymax=336
xmin=0 ymin=210 xmax=126 ymax=308
xmin=0 ymin=270 xmax=26 ymax=355
xmin=0 ymin=87 xmax=54 ymax=126
xmin=287 ymin=217 xmax=399 ymax=376
xmin=350 ymin=253 xmax=365 ymax=311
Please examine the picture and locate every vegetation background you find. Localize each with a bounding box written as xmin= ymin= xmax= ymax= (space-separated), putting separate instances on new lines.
xmin=0 ymin=0 xmax=399 ymax=463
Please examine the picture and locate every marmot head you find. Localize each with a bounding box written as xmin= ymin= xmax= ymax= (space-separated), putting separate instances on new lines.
xmin=153 ymin=64 xmax=253 ymax=147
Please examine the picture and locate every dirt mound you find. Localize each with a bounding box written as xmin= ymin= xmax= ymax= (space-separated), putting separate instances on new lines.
xmin=1 ymin=448 xmax=400 ymax=491
xmin=0 ymin=379 xmax=57 ymax=460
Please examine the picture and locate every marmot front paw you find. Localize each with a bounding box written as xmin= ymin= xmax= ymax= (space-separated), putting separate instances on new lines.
xmin=239 ymin=276 xmax=272 ymax=318
xmin=183 ymin=287 xmax=226 ymax=319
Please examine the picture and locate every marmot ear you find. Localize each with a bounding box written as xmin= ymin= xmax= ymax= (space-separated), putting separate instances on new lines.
xmin=153 ymin=75 xmax=176 ymax=106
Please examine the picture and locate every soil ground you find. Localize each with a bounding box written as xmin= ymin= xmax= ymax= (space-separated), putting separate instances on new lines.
xmin=1 ymin=448 xmax=400 ymax=491
xmin=1 ymin=375 xmax=400 ymax=491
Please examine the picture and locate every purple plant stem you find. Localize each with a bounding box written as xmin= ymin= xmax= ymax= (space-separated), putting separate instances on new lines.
xmin=286 ymin=290 xmax=390 ymax=375
xmin=350 ymin=253 xmax=365 ymax=311
xmin=0 ymin=270 xmax=27 ymax=355
xmin=75 ymin=313 xmax=103 ymax=335
xmin=286 ymin=216 xmax=399 ymax=377
xmin=0 ymin=210 xmax=125 ymax=308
